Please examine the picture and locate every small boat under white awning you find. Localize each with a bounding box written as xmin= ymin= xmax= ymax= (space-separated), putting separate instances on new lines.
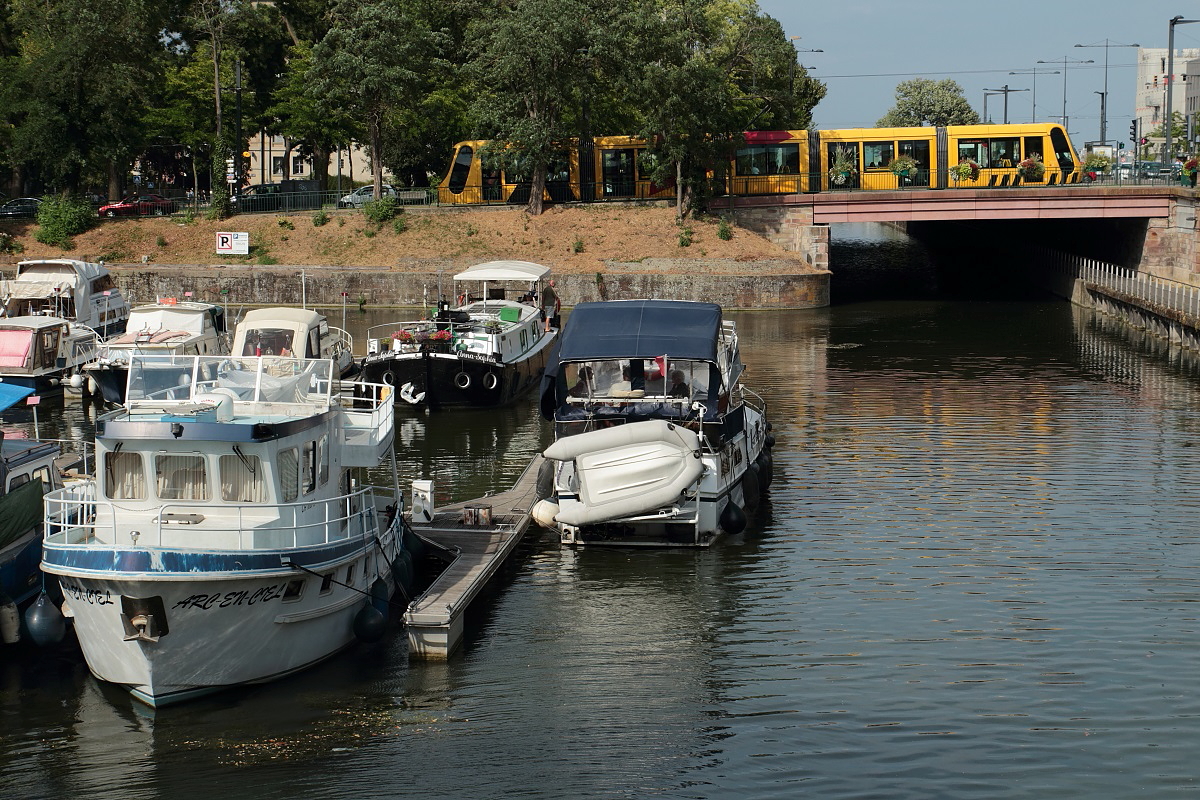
xmin=452 ymin=261 xmax=551 ymax=283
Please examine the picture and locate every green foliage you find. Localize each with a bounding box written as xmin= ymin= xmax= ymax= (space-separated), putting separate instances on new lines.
xmin=363 ymin=227 xmax=376 ymax=239
xmin=678 ymin=226 xmax=693 ymax=247
xmin=0 ymin=232 xmax=23 ymax=255
xmin=717 ymin=217 xmax=733 ymax=241
xmin=313 ymin=210 xmax=330 ymax=227
xmin=362 ymin=196 xmax=398 ymax=223
xmin=34 ymin=195 xmax=95 ymax=248
xmin=572 ymin=237 xmax=584 ymax=253
xmin=277 ymin=218 xmax=295 ymax=230
xmin=877 ymin=79 xmax=981 ymax=127
xmin=156 ymin=235 xmax=167 ymax=247
xmin=392 ymin=216 xmax=408 ymax=234
xmin=1083 ymin=152 xmax=1112 ymax=171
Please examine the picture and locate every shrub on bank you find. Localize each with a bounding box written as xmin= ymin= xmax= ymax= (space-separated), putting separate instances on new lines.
xmin=35 ymin=195 xmax=95 ymax=248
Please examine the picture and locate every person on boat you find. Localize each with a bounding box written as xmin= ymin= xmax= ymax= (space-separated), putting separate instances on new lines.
xmin=541 ymin=280 xmax=560 ymax=332
xmin=569 ymin=366 xmax=594 ymax=397
xmin=668 ymin=370 xmax=690 ymax=398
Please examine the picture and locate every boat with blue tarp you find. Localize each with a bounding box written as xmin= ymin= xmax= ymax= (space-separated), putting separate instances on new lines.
xmin=532 ymin=299 xmax=774 ymax=547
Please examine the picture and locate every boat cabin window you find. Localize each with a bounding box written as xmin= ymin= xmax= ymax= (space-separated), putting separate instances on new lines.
xmin=317 ymin=434 xmax=330 ymax=486
xmin=302 ymin=440 xmax=316 ymax=496
xmin=278 ymin=447 xmax=299 ymax=503
xmin=220 ymin=453 xmax=266 ymax=502
xmin=242 ymin=327 xmax=294 ymax=357
xmin=5 ymin=468 xmax=48 ymax=492
xmin=38 ymin=328 xmax=60 ymax=368
xmin=307 ymin=327 xmax=321 ymax=359
xmin=105 ymin=451 xmax=147 ymax=500
xmin=155 ymin=454 xmax=210 ymax=501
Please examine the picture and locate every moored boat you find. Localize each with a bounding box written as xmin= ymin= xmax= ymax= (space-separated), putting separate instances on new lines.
xmin=1 ymin=258 xmax=130 ymax=337
xmin=231 ymin=307 xmax=356 ymax=377
xmin=0 ymin=315 xmax=98 ymax=395
xmin=40 ymin=354 xmax=410 ymax=706
xmin=532 ymin=299 xmax=774 ymax=547
xmin=85 ymin=298 xmax=230 ymax=405
xmin=358 ymin=260 xmax=557 ymax=409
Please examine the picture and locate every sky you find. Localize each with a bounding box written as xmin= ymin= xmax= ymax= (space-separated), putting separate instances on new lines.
xmin=758 ymin=0 xmax=1200 ymax=146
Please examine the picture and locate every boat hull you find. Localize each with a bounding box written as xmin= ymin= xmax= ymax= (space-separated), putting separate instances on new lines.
xmin=47 ymin=538 xmax=398 ymax=706
xmin=361 ymin=349 xmax=550 ymax=409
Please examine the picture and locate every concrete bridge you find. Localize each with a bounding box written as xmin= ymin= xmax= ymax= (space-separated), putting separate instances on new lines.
xmin=711 ymin=185 xmax=1200 ymax=288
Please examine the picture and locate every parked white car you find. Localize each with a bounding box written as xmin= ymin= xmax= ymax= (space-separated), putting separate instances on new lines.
xmin=338 ymin=184 xmax=397 ymax=208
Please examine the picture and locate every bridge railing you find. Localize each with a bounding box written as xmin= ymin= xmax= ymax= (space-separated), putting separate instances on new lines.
xmin=1053 ymin=251 xmax=1200 ymax=320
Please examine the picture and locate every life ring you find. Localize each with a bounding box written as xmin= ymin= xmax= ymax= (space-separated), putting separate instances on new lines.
xmin=483 ymin=372 xmax=499 ymax=391
xmin=454 ymin=371 xmax=471 ymax=389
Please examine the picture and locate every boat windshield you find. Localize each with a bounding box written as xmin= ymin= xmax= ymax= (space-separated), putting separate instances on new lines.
xmin=126 ymin=354 xmax=336 ymax=406
xmin=565 ymin=358 xmax=714 ymax=402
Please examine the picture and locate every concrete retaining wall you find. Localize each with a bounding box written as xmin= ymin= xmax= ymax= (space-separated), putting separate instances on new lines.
xmin=105 ymin=260 xmax=830 ymax=310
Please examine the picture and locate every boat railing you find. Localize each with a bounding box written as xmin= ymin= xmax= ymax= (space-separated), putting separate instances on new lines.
xmin=329 ymin=325 xmax=354 ymax=356
xmin=126 ymin=354 xmax=337 ymax=407
xmin=43 ymin=484 xmax=386 ymax=552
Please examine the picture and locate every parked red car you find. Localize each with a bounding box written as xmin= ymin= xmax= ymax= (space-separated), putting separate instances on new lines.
xmin=97 ymin=194 xmax=177 ymax=218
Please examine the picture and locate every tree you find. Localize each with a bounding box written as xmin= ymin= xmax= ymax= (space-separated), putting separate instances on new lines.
xmin=310 ymin=0 xmax=440 ymax=200
xmin=466 ymin=0 xmax=599 ymax=215
xmin=877 ymin=78 xmax=980 ymax=127
xmin=7 ymin=0 xmax=170 ymax=196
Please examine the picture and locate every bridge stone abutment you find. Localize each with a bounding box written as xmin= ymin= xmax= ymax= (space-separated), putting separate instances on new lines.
xmin=726 ymin=206 xmax=830 ymax=273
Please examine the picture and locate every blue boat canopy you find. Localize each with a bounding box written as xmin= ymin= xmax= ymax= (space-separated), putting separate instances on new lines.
xmin=0 ymin=383 xmax=34 ymax=413
xmin=556 ymin=300 xmax=723 ymax=362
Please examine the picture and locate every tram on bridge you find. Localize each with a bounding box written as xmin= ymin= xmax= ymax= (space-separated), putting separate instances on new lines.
xmin=437 ymin=123 xmax=1083 ymax=206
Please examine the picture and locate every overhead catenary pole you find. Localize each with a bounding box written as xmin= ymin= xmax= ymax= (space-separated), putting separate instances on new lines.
xmin=1010 ymin=68 xmax=1059 ymax=123
xmin=983 ymin=85 xmax=1029 ymax=124
xmin=1075 ymin=39 xmax=1139 ymax=145
xmin=1037 ymin=56 xmax=1093 ymax=132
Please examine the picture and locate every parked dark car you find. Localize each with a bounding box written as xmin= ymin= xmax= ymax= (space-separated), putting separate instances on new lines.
xmin=232 ymin=180 xmax=322 ymax=213
xmin=98 ymin=194 xmax=177 ymax=217
xmin=0 ymin=197 xmax=42 ymax=219
xmin=232 ymin=183 xmax=283 ymax=213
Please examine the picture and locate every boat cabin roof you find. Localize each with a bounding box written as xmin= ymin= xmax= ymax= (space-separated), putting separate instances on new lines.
xmin=453 ymin=260 xmax=551 ymax=282
xmin=557 ymin=300 xmax=723 ymax=362
xmin=15 ymin=258 xmax=107 ymax=284
xmin=0 ymin=315 xmax=71 ymax=331
xmin=239 ymin=307 xmax=325 ymax=327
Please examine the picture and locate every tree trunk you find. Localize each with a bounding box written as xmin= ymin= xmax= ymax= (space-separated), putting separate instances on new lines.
xmin=311 ymin=144 xmax=331 ymax=190
xmin=107 ymin=161 xmax=121 ymax=201
xmin=526 ymin=163 xmax=546 ymax=215
xmin=369 ymin=115 xmax=384 ymax=199
xmin=675 ymin=160 xmax=684 ymax=222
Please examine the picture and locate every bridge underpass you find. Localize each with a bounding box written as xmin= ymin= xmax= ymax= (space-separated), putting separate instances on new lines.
xmin=714 ymin=185 xmax=1199 ymax=290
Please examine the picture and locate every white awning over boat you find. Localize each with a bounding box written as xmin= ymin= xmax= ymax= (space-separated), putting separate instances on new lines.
xmin=1 ymin=280 xmax=72 ymax=300
xmin=453 ymin=261 xmax=551 ymax=282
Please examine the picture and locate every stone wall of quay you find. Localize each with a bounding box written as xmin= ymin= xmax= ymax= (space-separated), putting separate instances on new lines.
xmin=109 ymin=258 xmax=830 ymax=310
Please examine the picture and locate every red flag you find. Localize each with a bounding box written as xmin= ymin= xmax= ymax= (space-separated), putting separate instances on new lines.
xmin=26 ymin=395 xmax=40 ymax=406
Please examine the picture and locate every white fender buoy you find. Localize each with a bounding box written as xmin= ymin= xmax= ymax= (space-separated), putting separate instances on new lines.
xmin=0 ymin=593 xmax=20 ymax=644
xmin=531 ymin=499 xmax=560 ymax=529
xmin=68 ymin=373 xmax=84 ymax=390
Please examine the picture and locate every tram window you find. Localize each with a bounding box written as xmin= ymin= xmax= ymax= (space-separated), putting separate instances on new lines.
xmin=105 ymin=451 xmax=147 ymax=500
xmin=735 ymin=144 xmax=800 ymax=175
xmin=989 ymin=138 xmax=1019 ymax=167
xmin=958 ymin=140 xmax=986 ymax=166
xmin=220 ymin=453 xmax=265 ymax=502
xmin=1049 ymin=128 xmax=1075 ymax=169
xmin=155 ymin=454 xmax=210 ymax=501
xmin=447 ymin=145 xmax=473 ymax=194
xmin=863 ymin=142 xmax=894 ymax=169
xmin=602 ymin=149 xmax=637 ymax=197
xmin=898 ymin=141 xmax=930 ymax=167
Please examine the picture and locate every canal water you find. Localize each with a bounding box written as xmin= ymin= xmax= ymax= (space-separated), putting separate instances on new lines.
xmin=4 ymin=263 xmax=1200 ymax=797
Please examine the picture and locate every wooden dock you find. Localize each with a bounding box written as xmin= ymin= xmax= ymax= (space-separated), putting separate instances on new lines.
xmin=404 ymin=455 xmax=545 ymax=658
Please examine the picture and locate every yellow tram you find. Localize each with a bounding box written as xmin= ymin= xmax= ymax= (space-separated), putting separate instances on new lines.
xmin=437 ymin=123 xmax=1082 ymax=205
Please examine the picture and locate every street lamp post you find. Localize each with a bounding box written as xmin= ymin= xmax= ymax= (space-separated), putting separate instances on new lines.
xmin=1009 ymin=68 xmax=1059 ymax=123
xmin=1037 ymin=56 xmax=1093 ymax=132
xmin=1166 ymin=17 xmax=1200 ymax=163
xmin=983 ymin=91 xmax=1003 ymax=123
xmin=1075 ymin=40 xmax=1139 ymax=145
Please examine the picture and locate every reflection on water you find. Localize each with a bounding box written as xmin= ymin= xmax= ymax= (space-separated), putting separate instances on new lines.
xmin=5 ymin=296 xmax=1200 ymax=798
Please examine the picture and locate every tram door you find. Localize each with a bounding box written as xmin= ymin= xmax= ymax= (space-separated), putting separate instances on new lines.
xmin=602 ymin=149 xmax=637 ymax=198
